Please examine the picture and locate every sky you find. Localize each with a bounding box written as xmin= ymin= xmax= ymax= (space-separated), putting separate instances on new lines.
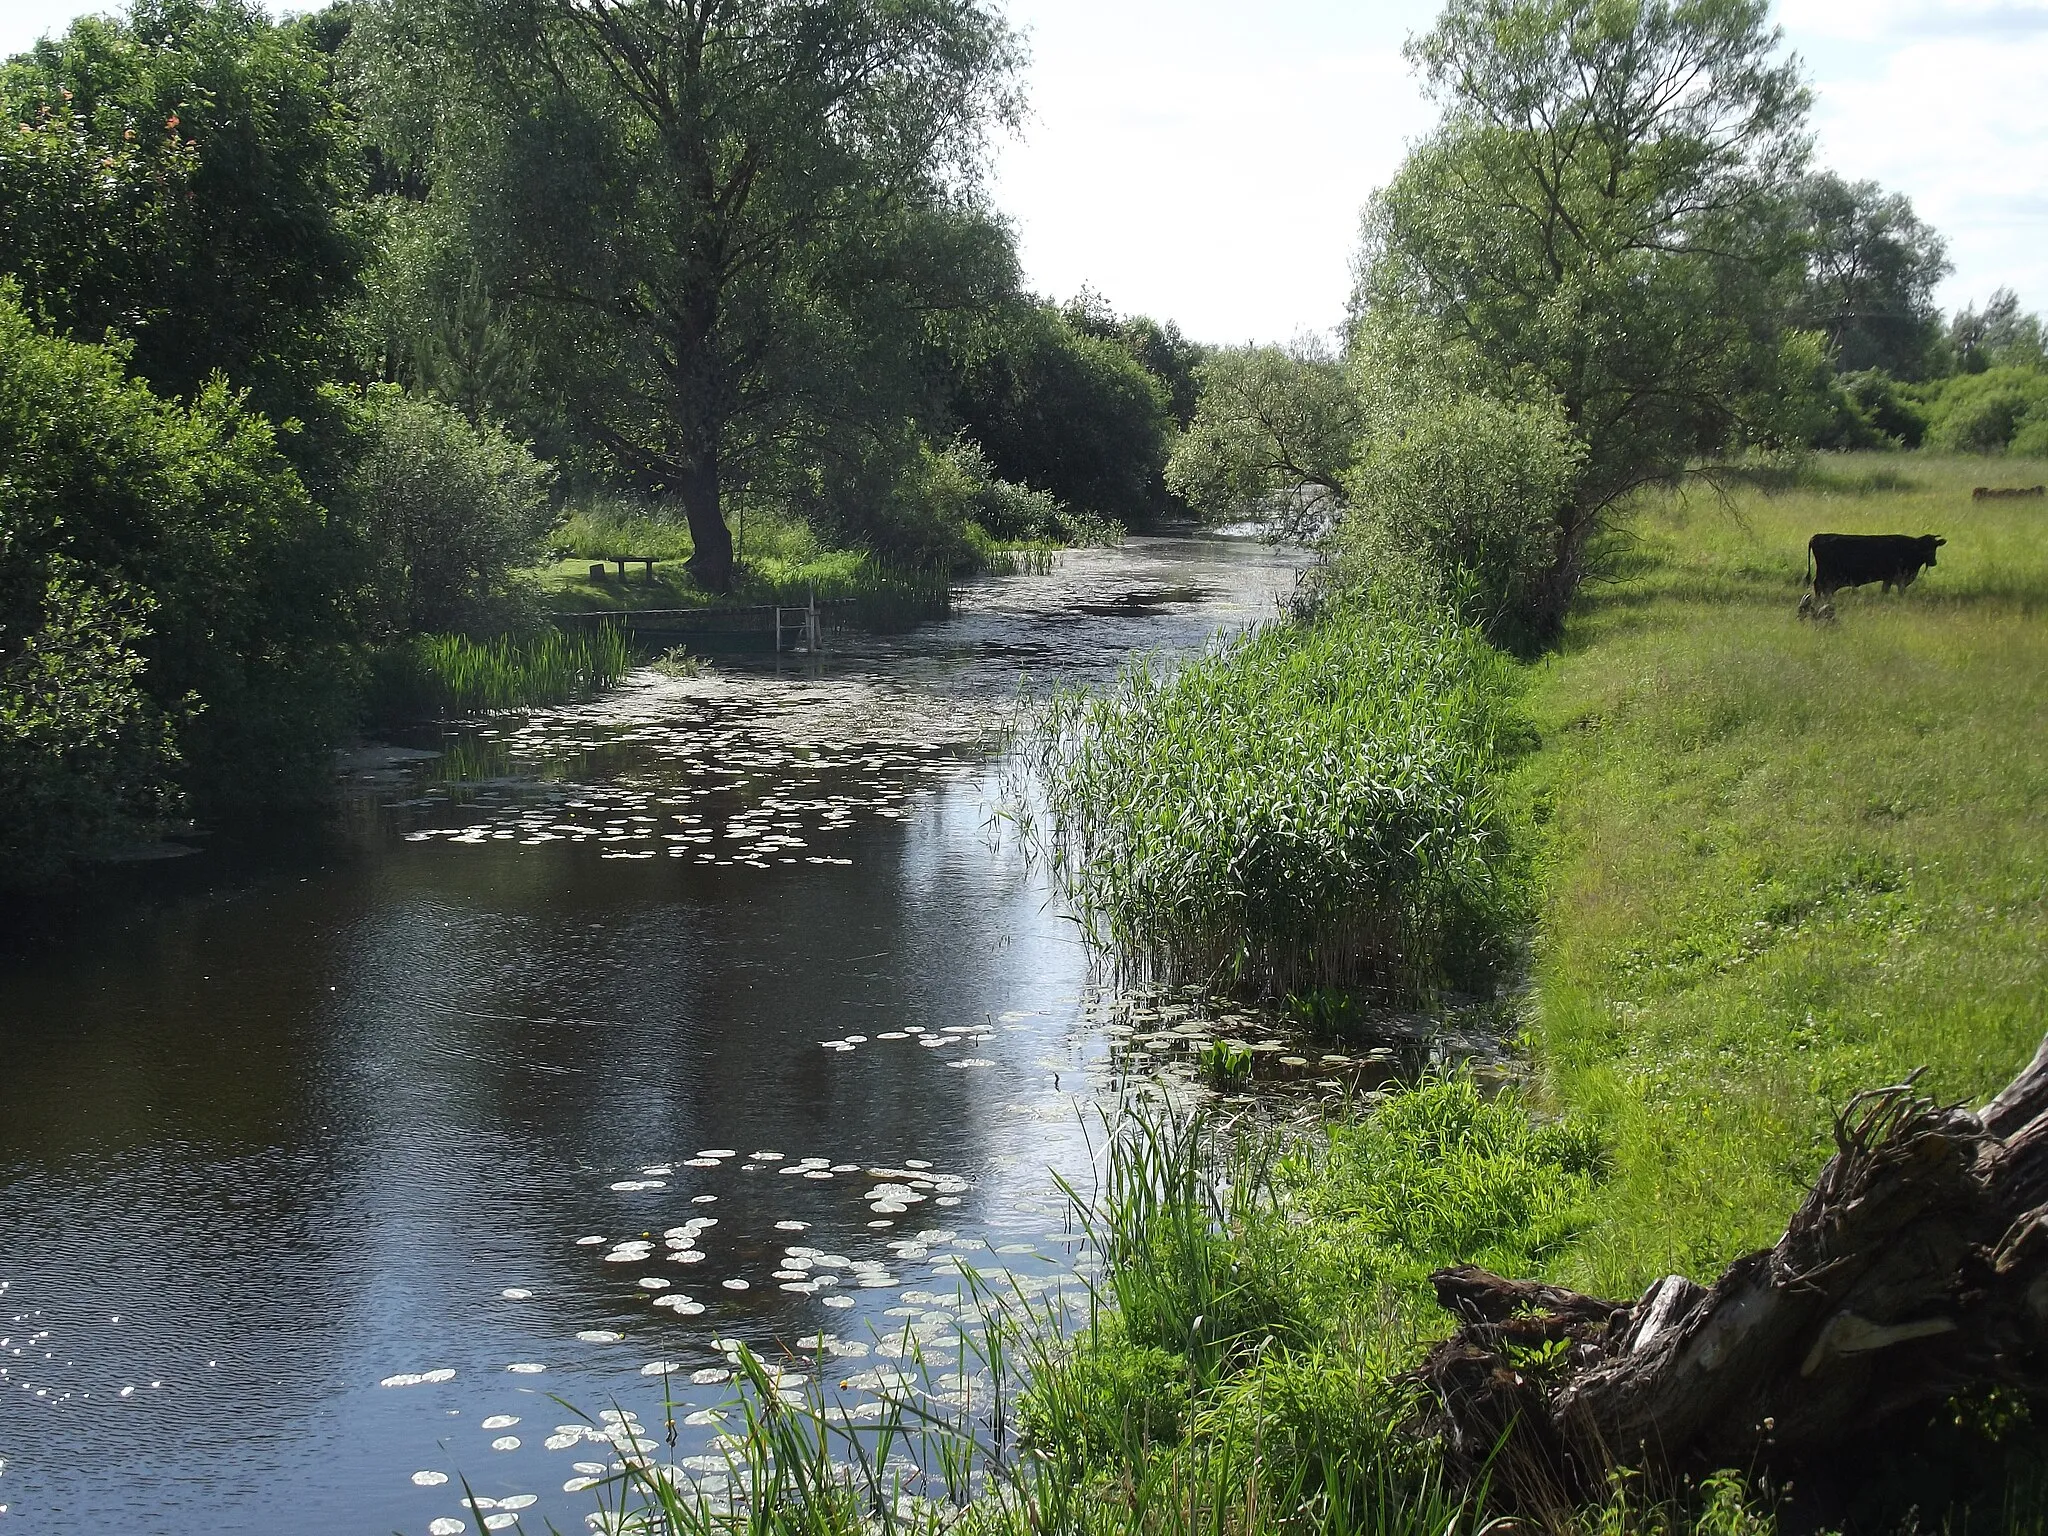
xmin=3 ymin=0 xmax=2043 ymax=346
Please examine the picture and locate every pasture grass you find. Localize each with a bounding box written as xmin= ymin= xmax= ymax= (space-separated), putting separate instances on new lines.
xmin=1023 ymin=604 xmax=1529 ymax=1004
xmin=1520 ymin=451 xmax=2048 ymax=1298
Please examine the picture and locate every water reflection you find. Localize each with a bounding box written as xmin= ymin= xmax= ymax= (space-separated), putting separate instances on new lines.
xmin=0 ymin=539 xmax=1302 ymax=1536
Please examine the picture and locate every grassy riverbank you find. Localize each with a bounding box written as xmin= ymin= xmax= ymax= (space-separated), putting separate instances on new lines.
xmin=1521 ymin=453 xmax=2048 ymax=1298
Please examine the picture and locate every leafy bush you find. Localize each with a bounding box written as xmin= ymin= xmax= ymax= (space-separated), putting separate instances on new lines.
xmin=340 ymin=384 xmax=555 ymax=634
xmin=1923 ymin=367 xmax=2048 ymax=453
xmin=0 ymin=561 xmax=179 ymax=887
xmin=0 ymin=281 xmax=355 ymax=848
xmin=1338 ymin=393 xmax=1585 ymax=647
xmin=1027 ymin=603 xmax=1527 ymax=1002
xmin=1018 ymin=1319 xmax=1190 ymax=1464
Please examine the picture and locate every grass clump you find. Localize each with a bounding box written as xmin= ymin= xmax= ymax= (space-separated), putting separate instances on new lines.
xmin=369 ymin=624 xmax=631 ymax=721
xmin=1014 ymin=1079 xmax=1602 ymax=1528
xmin=1026 ymin=603 xmax=1527 ymax=1003
xmin=1520 ymin=451 xmax=2048 ymax=1297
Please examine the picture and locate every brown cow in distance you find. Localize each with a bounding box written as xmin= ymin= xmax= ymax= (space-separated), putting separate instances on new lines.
xmin=1798 ymin=532 xmax=1945 ymax=619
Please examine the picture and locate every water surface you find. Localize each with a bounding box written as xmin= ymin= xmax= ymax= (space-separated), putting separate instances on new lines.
xmin=0 ymin=537 xmax=1303 ymax=1535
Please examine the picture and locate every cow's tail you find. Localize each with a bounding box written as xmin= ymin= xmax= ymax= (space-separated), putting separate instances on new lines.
xmin=1805 ymin=538 xmax=1814 ymax=589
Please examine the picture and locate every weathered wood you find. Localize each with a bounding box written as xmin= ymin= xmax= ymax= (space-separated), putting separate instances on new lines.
xmin=1413 ymin=1037 xmax=2048 ymax=1502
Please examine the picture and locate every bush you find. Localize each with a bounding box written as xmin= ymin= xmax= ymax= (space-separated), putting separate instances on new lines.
xmin=339 ymin=384 xmax=555 ymax=633
xmin=1027 ymin=602 xmax=1527 ymax=1002
xmin=1335 ymin=393 xmax=1585 ymax=649
xmin=0 ymin=561 xmax=179 ymax=887
xmin=0 ymin=281 xmax=356 ymax=850
xmin=1923 ymin=367 xmax=2048 ymax=453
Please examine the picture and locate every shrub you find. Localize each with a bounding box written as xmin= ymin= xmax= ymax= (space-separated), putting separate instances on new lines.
xmin=1027 ymin=603 xmax=1526 ymax=1002
xmin=1924 ymin=367 xmax=2048 ymax=453
xmin=339 ymin=384 xmax=555 ymax=633
xmin=0 ymin=561 xmax=179 ymax=887
xmin=1337 ymin=393 xmax=1584 ymax=648
xmin=0 ymin=281 xmax=355 ymax=849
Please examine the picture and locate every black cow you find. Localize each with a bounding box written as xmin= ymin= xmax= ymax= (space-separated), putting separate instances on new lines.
xmin=1799 ymin=532 xmax=1945 ymax=618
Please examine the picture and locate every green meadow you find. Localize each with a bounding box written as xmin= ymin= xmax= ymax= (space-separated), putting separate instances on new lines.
xmin=1521 ymin=453 xmax=2048 ymax=1294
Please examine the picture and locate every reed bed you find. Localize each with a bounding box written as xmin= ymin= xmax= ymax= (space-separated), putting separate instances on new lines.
xmin=1020 ymin=604 xmax=1527 ymax=1004
xmin=372 ymin=624 xmax=631 ymax=721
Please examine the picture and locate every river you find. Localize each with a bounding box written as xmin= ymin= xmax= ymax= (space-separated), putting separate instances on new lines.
xmin=0 ymin=536 xmax=1307 ymax=1536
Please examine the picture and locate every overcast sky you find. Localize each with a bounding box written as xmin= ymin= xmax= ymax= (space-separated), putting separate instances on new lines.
xmin=3 ymin=0 xmax=2043 ymax=346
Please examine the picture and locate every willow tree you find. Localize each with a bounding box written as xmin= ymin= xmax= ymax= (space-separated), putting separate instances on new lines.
xmin=1355 ymin=0 xmax=1814 ymax=634
xmin=351 ymin=0 xmax=1021 ymax=590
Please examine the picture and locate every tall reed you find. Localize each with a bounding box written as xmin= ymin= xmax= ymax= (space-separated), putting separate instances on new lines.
xmin=372 ymin=624 xmax=631 ymax=721
xmin=1019 ymin=603 xmax=1527 ymax=1003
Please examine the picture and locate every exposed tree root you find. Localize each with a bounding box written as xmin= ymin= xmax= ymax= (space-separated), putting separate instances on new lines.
xmin=1412 ymin=1037 xmax=2048 ymax=1508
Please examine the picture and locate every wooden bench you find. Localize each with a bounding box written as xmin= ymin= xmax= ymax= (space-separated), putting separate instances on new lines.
xmin=587 ymin=556 xmax=663 ymax=582
xmin=1972 ymin=486 xmax=2046 ymax=500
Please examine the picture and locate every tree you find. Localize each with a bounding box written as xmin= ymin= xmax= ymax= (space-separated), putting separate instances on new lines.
xmin=1791 ymin=171 xmax=1950 ymax=378
xmin=0 ymin=0 xmax=365 ymax=422
xmin=1061 ymin=287 xmax=1208 ymax=428
xmin=1165 ymin=341 xmax=1361 ymax=528
xmin=952 ymin=302 xmax=1173 ymax=525
xmin=348 ymin=0 xmax=1022 ymax=592
xmin=1356 ymin=0 xmax=1813 ymax=635
xmin=1948 ymin=288 xmax=2046 ymax=374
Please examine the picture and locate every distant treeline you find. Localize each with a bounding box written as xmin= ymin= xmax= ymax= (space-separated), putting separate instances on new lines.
xmin=0 ymin=0 xmax=1196 ymax=887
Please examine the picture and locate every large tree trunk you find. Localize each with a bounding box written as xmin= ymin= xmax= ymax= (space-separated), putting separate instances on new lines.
xmin=678 ymin=456 xmax=734 ymax=594
xmin=1413 ymin=1039 xmax=2048 ymax=1509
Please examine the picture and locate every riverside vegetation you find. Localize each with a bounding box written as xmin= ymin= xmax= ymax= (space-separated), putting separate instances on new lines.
xmin=576 ymin=455 xmax=2047 ymax=1536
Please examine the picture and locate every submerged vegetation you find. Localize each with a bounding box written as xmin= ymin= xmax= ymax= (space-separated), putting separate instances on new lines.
xmin=1026 ymin=604 xmax=1526 ymax=1004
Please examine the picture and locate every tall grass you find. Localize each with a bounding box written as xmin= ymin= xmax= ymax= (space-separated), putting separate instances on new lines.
xmin=1021 ymin=603 xmax=1527 ymax=1004
xmin=371 ymin=624 xmax=631 ymax=721
xmin=542 ymin=1082 xmax=1624 ymax=1536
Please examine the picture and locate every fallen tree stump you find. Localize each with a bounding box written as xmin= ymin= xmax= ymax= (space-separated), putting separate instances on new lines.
xmin=1413 ymin=1037 xmax=2048 ymax=1504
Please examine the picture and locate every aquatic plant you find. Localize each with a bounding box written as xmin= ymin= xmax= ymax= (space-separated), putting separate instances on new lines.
xmin=1020 ymin=603 xmax=1527 ymax=1003
xmin=371 ymin=624 xmax=632 ymax=721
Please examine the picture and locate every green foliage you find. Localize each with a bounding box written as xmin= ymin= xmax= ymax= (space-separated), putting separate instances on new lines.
xmin=0 ymin=0 xmax=364 ymax=421
xmin=1018 ymin=1317 xmax=1191 ymax=1464
xmin=1061 ymin=291 xmax=1209 ymax=430
xmin=1196 ymin=1038 xmax=1256 ymax=1090
xmin=370 ymin=625 xmax=629 ymax=721
xmin=0 ymin=282 xmax=355 ymax=848
xmin=953 ymin=303 xmax=1175 ymax=526
xmin=1027 ymin=605 xmax=1527 ymax=1002
xmin=1922 ymin=366 xmax=2048 ymax=453
xmin=1522 ymin=453 xmax=2048 ymax=1295
xmin=1791 ymin=171 xmax=1950 ymax=380
xmin=1949 ymin=288 xmax=2046 ymax=374
xmin=1814 ymin=368 xmax=1930 ymax=449
xmin=1357 ymin=0 xmax=1814 ymax=635
xmin=1166 ymin=341 xmax=1361 ymax=526
xmin=0 ymin=561 xmax=179 ymax=887
xmin=1283 ymin=1074 xmax=1603 ymax=1293
xmin=335 ymin=384 xmax=555 ymax=634
xmin=348 ymin=0 xmax=1023 ymax=590
xmin=1336 ymin=393 xmax=1586 ymax=647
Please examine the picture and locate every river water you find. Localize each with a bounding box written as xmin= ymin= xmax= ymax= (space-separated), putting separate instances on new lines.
xmin=0 ymin=537 xmax=1309 ymax=1536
